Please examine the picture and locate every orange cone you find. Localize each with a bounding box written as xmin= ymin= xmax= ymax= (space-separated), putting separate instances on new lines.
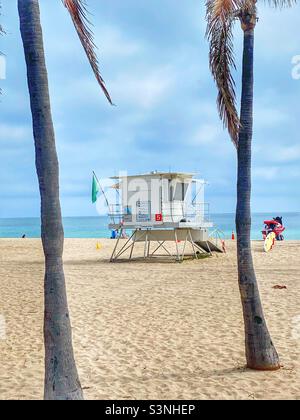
xmin=231 ymin=231 xmax=235 ymax=240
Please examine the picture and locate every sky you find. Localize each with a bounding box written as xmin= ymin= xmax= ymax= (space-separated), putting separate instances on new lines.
xmin=0 ymin=0 xmax=300 ymax=218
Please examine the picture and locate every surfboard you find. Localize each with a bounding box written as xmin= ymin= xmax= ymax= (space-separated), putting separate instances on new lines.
xmin=264 ymin=232 xmax=276 ymax=253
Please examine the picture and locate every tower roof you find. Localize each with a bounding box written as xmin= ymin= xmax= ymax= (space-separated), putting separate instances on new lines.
xmin=110 ymin=171 xmax=196 ymax=180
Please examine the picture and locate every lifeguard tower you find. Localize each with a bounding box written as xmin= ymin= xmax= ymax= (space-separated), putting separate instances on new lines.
xmin=108 ymin=171 xmax=224 ymax=261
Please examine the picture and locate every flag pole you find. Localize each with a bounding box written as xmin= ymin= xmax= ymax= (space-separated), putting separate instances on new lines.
xmin=93 ymin=171 xmax=115 ymax=225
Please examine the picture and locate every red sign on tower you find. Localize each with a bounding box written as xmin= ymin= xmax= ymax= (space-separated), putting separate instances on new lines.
xmin=155 ymin=213 xmax=163 ymax=222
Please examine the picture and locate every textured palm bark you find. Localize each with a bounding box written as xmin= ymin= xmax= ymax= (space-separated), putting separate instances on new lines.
xmin=236 ymin=12 xmax=280 ymax=371
xmin=18 ymin=0 xmax=84 ymax=399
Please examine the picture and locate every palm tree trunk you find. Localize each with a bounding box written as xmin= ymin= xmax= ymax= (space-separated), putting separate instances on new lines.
xmin=236 ymin=13 xmax=280 ymax=371
xmin=18 ymin=0 xmax=84 ymax=399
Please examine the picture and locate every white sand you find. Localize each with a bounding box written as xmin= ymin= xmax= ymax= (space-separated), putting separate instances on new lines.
xmin=0 ymin=238 xmax=299 ymax=400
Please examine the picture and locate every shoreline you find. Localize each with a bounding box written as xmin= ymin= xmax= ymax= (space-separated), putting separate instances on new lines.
xmin=1 ymin=213 xmax=299 ymax=242
xmin=1 ymin=238 xmax=300 ymax=242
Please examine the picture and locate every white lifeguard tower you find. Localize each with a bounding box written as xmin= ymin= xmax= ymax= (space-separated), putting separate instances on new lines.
xmin=108 ymin=171 xmax=224 ymax=261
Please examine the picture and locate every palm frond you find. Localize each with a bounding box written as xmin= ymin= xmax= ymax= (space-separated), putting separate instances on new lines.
xmin=263 ymin=0 xmax=297 ymax=7
xmin=206 ymin=0 xmax=297 ymax=146
xmin=62 ymin=0 xmax=113 ymax=105
xmin=206 ymin=0 xmax=241 ymax=146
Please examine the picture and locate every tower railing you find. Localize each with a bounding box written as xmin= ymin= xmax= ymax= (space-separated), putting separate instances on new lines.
xmin=108 ymin=202 xmax=210 ymax=225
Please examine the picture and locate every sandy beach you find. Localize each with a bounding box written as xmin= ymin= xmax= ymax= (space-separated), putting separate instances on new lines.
xmin=0 ymin=238 xmax=299 ymax=400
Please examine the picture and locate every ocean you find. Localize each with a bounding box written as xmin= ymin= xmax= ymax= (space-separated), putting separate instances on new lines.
xmin=0 ymin=213 xmax=299 ymax=240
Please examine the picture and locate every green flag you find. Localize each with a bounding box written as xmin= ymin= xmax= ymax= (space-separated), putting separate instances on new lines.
xmin=92 ymin=174 xmax=100 ymax=203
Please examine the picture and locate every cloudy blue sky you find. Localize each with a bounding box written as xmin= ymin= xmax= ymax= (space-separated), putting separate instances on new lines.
xmin=0 ymin=0 xmax=299 ymax=218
